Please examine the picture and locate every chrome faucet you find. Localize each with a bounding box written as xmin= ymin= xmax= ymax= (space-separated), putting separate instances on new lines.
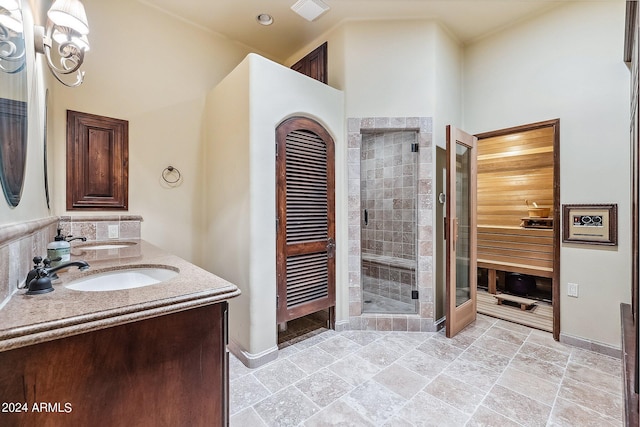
xmin=22 ymin=257 xmax=90 ymax=295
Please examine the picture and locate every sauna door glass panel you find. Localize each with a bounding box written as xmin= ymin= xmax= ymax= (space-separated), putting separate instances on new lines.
xmin=360 ymin=131 xmax=418 ymax=314
xmin=455 ymin=143 xmax=472 ymax=307
xmin=446 ymin=125 xmax=477 ymax=338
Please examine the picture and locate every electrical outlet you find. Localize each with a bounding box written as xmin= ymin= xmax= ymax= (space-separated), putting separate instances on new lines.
xmin=108 ymin=224 xmax=119 ymax=239
xmin=568 ymin=282 xmax=579 ymax=298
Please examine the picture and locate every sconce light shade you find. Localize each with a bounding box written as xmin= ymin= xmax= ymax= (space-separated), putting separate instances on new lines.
xmin=0 ymin=0 xmax=90 ymax=85
xmin=0 ymin=0 xmax=25 ymax=74
xmin=47 ymin=0 xmax=88 ymax=34
xmin=52 ymin=25 xmax=89 ymax=51
xmin=0 ymin=0 xmax=19 ymax=11
xmin=0 ymin=9 xmax=22 ymax=34
xmin=35 ymin=0 xmax=90 ymax=87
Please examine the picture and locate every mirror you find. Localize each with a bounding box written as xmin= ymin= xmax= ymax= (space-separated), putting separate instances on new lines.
xmin=0 ymin=4 xmax=28 ymax=207
xmin=43 ymin=89 xmax=49 ymax=209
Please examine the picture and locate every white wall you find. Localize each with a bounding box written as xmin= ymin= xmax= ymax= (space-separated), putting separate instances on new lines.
xmin=464 ymin=1 xmax=630 ymax=347
xmin=204 ymin=58 xmax=252 ymax=354
xmin=205 ymin=54 xmax=344 ymax=361
xmin=433 ymin=26 xmax=463 ymax=148
xmin=342 ymin=20 xmax=437 ymax=118
xmin=50 ymin=0 xmax=251 ymax=265
xmin=309 ymin=19 xmax=462 ymax=140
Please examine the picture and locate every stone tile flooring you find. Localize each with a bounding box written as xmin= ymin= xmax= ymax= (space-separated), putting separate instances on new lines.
xmin=229 ymin=315 xmax=623 ymax=426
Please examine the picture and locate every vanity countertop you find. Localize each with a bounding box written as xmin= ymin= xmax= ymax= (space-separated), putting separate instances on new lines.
xmin=0 ymin=239 xmax=240 ymax=352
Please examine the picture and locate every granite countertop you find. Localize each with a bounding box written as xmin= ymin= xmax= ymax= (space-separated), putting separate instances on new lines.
xmin=0 ymin=239 xmax=240 ymax=352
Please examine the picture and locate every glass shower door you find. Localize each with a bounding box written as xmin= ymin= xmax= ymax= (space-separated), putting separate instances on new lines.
xmin=360 ymin=131 xmax=418 ymax=314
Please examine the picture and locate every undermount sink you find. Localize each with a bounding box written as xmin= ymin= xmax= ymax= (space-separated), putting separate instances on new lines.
xmin=66 ymin=267 xmax=179 ymax=292
xmin=78 ymin=242 xmax=136 ymax=250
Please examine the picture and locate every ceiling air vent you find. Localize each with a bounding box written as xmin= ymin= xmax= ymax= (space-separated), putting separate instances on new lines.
xmin=291 ymin=0 xmax=330 ymax=22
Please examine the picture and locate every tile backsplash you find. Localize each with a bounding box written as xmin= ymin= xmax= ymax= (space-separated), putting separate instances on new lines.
xmin=0 ymin=215 xmax=143 ymax=308
xmin=0 ymin=217 xmax=58 ymax=307
xmin=58 ymin=215 xmax=143 ymax=241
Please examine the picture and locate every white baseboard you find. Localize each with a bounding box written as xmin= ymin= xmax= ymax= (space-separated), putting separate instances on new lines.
xmin=227 ymin=339 xmax=279 ymax=369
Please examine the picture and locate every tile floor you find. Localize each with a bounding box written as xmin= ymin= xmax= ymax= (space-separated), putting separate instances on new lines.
xmin=229 ymin=314 xmax=623 ymax=426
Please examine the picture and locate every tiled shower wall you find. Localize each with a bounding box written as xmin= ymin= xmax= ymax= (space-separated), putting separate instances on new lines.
xmin=360 ymin=131 xmax=418 ymax=307
xmin=347 ymin=117 xmax=435 ymax=332
xmin=362 ymin=259 xmax=415 ymax=305
xmin=360 ymin=131 xmax=417 ymax=260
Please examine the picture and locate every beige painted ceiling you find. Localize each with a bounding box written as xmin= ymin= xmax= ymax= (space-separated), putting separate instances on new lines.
xmin=137 ymin=0 xmax=584 ymax=61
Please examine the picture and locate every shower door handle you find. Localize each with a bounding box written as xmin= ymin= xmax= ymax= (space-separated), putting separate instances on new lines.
xmin=453 ymin=219 xmax=459 ymax=251
xmin=443 ymin=217 xmax=447 ymax=240
xmin=364 ymin=209 xmax=369 ymax=226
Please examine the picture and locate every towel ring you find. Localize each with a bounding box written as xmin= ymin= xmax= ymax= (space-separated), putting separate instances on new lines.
xmin=162 ymin=166 xmax=181 ymax=184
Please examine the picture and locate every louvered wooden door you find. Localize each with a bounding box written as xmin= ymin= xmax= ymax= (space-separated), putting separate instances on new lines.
xmin=276 ymin=117 xmax=335 ymax=324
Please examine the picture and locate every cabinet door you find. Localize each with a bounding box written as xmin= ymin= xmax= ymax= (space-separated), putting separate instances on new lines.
xmin=290 ymin=42 xmax=328 ymax=84
xmin=0 ymin=304 xmax=228 ymax=426
xmin=67 ymin=110 xmax=128 ymax=210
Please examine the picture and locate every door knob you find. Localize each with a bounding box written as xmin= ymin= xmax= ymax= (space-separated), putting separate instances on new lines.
xmin=327 ymin=238 xmax=336 ymax=258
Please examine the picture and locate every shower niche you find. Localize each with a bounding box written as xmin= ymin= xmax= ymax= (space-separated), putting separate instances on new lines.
xmin=360 ymin=131 xmax=418 ymax=314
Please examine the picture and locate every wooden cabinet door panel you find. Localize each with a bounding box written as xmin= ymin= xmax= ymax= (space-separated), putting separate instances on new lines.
xmin=290 ymin=42 xmax=327 ymax=84
xmin=0 ymin=304 xmax=228 ymax=426
xmin=67 ymin=110 xmax=128 ymax=210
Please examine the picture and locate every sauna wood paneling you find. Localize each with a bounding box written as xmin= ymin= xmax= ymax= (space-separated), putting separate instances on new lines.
xmin=478 ymin=226 xmax=554 ymax=270
xmin=477 ymin=127 xmax=554 ymax=227
xmin=476 ymin=119 xmax=559 ymax=341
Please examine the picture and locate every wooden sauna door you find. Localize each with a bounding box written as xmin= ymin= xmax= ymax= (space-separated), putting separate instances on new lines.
xmin=445 ymin=125 xmax=478 ymax=338
xmin=276 ymin=117 xmax=335 ymax=324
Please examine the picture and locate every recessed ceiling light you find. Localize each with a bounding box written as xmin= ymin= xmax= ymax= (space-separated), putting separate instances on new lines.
xmin=256 ymin=13 xmax=274 ymax=26
xmin=291 ymin=0 xmax=330 ymax=22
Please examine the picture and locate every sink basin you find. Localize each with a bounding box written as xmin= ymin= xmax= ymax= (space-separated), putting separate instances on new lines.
xmin=78 ymin=242 xmax=136 ymax=250
xmin=66 ymin=267 xmax=179 ymax=292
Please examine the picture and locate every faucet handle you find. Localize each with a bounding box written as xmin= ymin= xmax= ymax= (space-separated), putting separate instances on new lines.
xmin=32 ymin=256 xmax=43 ymax=267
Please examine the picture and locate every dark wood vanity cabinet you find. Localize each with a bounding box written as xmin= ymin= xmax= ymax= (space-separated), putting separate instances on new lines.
xmin=0 ymin=303 xmax=229 ymax=426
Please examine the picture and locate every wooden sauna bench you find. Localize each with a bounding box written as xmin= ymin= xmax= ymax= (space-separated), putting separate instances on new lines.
xmin=477 ymin=225 xmax=553 ymax=294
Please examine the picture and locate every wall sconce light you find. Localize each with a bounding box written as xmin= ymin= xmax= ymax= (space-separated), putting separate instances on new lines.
xmin=0 ymin=0 xmax=25 ymax=74
xmin=34 ymin=0 xmax=89 ymax=87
